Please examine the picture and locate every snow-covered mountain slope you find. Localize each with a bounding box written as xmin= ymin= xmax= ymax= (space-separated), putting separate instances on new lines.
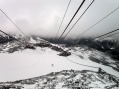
xmin=73 ymin=37 xmax=119 ymax=60
xmin=0 ymin=35 xmax=119 ymax=89
xmin=0 ymin=70 xmax=119 ymax=89
xmin=69 ymin=46 xmax=119 ymax=72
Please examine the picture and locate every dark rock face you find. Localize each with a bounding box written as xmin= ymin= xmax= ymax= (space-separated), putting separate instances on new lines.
xmin=35 ymin=43 xmax=51 ymax=48
xmin=0 ymin=35 xmax=14 ymax=44
xmin=59 ymin=51 xmax=71 ymax=56
xmin=24 ymin=44 xmax=35 ymax=49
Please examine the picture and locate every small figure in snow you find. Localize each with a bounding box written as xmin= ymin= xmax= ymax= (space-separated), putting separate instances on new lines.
xmin=51 ymin=64 xmax=54 ymax=67
xmin=98 ymin=67 xmax=102 ymax=74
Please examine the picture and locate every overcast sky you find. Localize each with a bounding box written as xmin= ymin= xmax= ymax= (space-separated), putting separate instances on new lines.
xmin=0 ymin=0 xmax=119 ymax=39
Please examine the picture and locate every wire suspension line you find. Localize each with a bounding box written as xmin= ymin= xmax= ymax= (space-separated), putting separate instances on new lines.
xmin=0 ymin=9 xmax=27 ymax=37
xmin=55 ymin=0 xmax=72 ymax=39
xmin=59 ymin=0 xmax=86 ymax=40
xmin=75 ymin=6 xmax=119 ymax=39
xmin=63 ymin=0 xmax=95 ymax=40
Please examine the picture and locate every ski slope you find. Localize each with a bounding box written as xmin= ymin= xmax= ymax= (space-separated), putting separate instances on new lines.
xmin=0 ymin=47 xmax=119 ymax=82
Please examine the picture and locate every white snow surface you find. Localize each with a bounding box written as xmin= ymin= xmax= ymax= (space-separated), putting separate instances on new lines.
xmin=0 ymin=47 xmax=119 ymax=82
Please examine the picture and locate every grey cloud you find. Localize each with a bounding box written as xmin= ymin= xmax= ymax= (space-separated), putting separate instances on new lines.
xmin=0 ymin=0 xmax=119 ymax=39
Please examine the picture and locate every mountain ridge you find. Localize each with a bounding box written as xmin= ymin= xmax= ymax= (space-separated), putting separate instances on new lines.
xmin=0 ymin=69 xmax=119 ymax=89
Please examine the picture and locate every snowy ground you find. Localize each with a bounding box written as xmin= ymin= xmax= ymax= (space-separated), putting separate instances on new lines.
xmin=0 ymin=46 xmax=119 ymax=82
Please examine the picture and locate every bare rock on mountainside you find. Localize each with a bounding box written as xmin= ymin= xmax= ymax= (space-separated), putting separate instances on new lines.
xmin=0 ymin=69 xmax=119 ymax=89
